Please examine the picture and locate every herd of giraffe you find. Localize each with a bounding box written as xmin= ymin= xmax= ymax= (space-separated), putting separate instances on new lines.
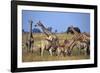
xmin=25 ymin=20 xmax=90 ymax=57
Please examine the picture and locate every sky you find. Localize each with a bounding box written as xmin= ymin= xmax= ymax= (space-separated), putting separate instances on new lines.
xmin=22 ymin=10 xmax=90 ymax=33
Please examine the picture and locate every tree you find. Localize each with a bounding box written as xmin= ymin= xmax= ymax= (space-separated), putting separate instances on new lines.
xmin=66 ymin=26 xmax=81 ymax=34
xmin=47 ymin=27 xmax=52 ymax=32
xmin=22 ymin=29 xmax=25 ymax=32
xmin=55 ymin=29 xmax=58 ymax=33
xmin=32 ymin=28 xmax=41 ymax=33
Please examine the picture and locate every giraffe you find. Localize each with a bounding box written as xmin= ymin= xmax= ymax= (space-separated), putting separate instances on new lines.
xmin=68 ymin=26 xmax=90 ymax=55
xmin=70 ymin=25 xmax=90 ymax=42
xmin=50 ymin=26 xmax=90 ymax=56
xmin=25 ymin=19 xmax=34 ymax=52
xmin=35 ymin=21 xmax=59 ymax=43
xmin=35 ymin=21 xmax=59 ymax=56
xmin=35 ymin=21 xmax=53 ymax=37
xmin=56 ymin=26 xmax=81 ymax=56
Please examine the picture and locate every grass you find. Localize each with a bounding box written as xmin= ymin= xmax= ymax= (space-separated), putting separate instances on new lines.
xmin=22 ymin=33 xmax=90 ymax=62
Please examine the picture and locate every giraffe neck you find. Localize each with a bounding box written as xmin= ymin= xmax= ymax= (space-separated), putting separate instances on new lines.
xmin=72 ymin=33 xmax=90 ymax=42
xmin=29 ymin=20 xmax=34 ymax=40
xmin=71 ymin=27 xmax=79 ymax=35
xmin=37 ymin=22 xmax=59 ymax=44
xmin=69 ymin=40 xmax=75 ymax=47
xmin=38 ymin=22 xmax=53 ymax=37
xmin=68 ymin=40 xmax=77 ymax=51
xmin=81 ymin=33 xmax=90 ymax=41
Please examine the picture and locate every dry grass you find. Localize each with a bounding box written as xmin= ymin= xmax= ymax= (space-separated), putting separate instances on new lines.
xmin=22 ymin=33 xmax=90 ymax=62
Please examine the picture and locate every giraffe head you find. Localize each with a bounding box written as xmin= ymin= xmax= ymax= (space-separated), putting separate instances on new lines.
xmin=35 ymin=21 xmax=44 ymax=28
xmin=70 ymin=25 xmax=74 ymax=29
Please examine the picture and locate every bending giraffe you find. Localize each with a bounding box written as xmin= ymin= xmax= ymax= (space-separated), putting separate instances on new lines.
xmin=70 ymin=25 xmax=90 ymax=42
xmin=68 ymin=26 xmax=90 ymax=55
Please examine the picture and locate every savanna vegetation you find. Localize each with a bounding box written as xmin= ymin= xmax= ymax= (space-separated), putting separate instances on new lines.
xmin=22 ymin=33 xmax=90 ymax=62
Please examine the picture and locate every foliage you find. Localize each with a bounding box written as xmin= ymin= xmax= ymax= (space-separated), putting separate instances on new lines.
xmin=66 ymin=27 xmax=81 ymax=34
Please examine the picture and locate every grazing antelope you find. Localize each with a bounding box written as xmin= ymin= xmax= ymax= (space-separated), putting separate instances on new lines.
xmin=56 ymin=39 xmax=76 ymax=56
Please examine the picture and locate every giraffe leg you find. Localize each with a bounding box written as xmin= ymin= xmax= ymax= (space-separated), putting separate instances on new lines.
xmin=41 ymin=48 xmax=44 ymax=56
xmin=56 ymin=47 xmax=61 ymax=56
xmin=49 ymin=48 xmax=53 ymax=56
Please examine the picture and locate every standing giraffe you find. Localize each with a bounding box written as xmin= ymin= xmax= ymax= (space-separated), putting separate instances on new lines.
xmin=26 ymin=19 xmax=34 ymax=52
xmin=35 ymin=21 xmax=52 ymax=37
xmin=35 ymin=21 xmax=59 ymax=42
xmin=35 ymin=21 xmax=59 ymax=56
